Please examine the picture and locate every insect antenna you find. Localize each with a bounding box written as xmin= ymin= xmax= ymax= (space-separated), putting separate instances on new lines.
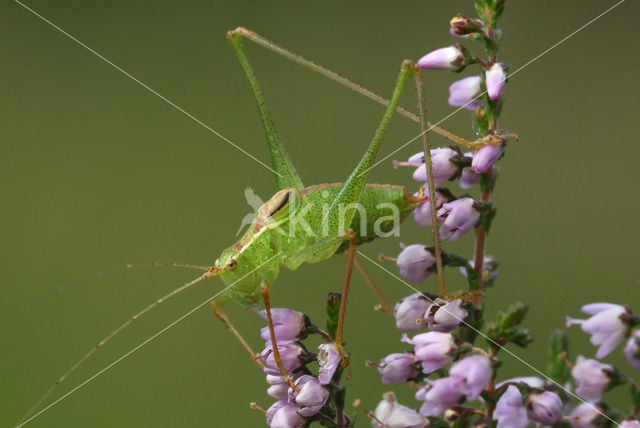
xmin=16 ymin=267 xmax=221 ymax=427
xmin=2 ymin=262 xmax=209 ymax=330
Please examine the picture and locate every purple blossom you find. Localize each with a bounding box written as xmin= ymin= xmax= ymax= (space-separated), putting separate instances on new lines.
xmin=372 ymin=392 xmax=426 ymax=428
xmin=402 ymin=331 xmax=455 ymax=374
xmin=437 ymin=198 xmax=480 ymax=242
xmin=486 ymin=63 xmax=507 ymax=100
xmin=494 ymin=385 xmax=528 ymax=428
xmin=620 ymin=421 xmax=640 ymax=428
xmin=317 ymin=343 xmax=340 ymax=385
xmin=448 ymin=76 xmax=483 ymax=110
xmin=416 ymin=377 xmax=463 ymax=417
xmin=471 ymin=143 xmax=504 ymax=173
xmin=287 ymin=375 xmax=329 ymax=417
xmin=566 ymin=303 xmax=630 ymax=359
xmin=624 ymin=329 xmax=640 ymax=370
xmin=377 ymin=353 xmax=419 ymax=384
xmin=414 ymin=189 xmax=451 ymax=227
xmin=418 ymin=45 xmax=467 ymax=70
xmin=409 ymin=147 xmax=462 ymax=186
xmin=571 ymin=355 xmax=613 ymax=401
xmin=396 ymin=244 xmax=436 ymax=283
xmin=450 ymin=15 xmax=483 ymax=36
xmin=569 ymin=403 xmax=605 ymax=428
xmin=459 ymin=256 xmax=499 ymax=285
xmin=258 ymin=308 xmax=308 ymax=342
xmin=449 ymin=354 xmax=492 ymax=400
xmin=460 ymin=169 xmax=480 ymax=189
xmin=266 ymin=373 xmax=302 ymax=400
xmin=425 ymin=298 xmax=468 ymax=332
xmin=260 ymin=342 xmax=307 ymax=376
xmin=266 ymin=401 xmax=306 ymax=428
xmin=525 ymin=390 xmax=564 ymax=425
xmin=394 ymin=292 xmax=430 ymax=331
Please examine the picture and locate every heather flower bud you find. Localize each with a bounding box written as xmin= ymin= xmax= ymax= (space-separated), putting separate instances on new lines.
xmin=459 ymin=256 xmax=499 ymax=285
xmin=258 ymin=308 xmax=308 ymax=342
xmin=460 ymin=168 xmax=480 ymax=189
xmin=425 ymin=298 xmax=468 ymax=332
xmin=494 ymin=385 xmax=528 ymax=428
xmin=569 ymin=403 xmax=605 ymax=428
xmin=394 ymin=292 xmax=430 ymax=331
xmin=402 ymin=331 xmax=455 ymax=373
xmin=372 ymin=392 xmax=426 ymax=428
xmin=287 ymin=375 xmax=329 ymax=417
xmin=566 ymin=303 xmax=630 ymax=359
xmin=410 ymin=147 xmax=463 ymax=186
xmin=413 ymin=188 xmax=454 ymax=227
xmin=449 ymin=354 xmax=492 ymax=400
xmin=266 ymin=401 xmax=306 ymax=428
xmin=416 ymin=377 xmax=464 ymax=417
xmin=448 ymin=76 xmax=483 ymax=110
xmin=620 ymin=421 xmax=640 ymax=428
xmin=571 ymin=355 xmax=613 ymax=401
xmin=418 ymin=45 xmax=469 ymax=71
xmin=525 ymin=390 xmax=564 ymax=425
xmin=396 ymin=244 xmax=436 ymax=283
xmin=317 ymin=343 xmax=340 ymax=385
xmin=450 ymin=14 xmax=483 ymax=35
xmin=485 ymin=63 xmax=507 ymax=100
xmin=377 ymin=353 xmax=419 ymax=384
xmin=471 ymin=143 xmax=504 ymax=173
xmin=437 ymin=197 xmax=481 ymax=242
xmin=266 ymin=373 xmax=302 ymax=400
xmin=624 ymin=329 xmax=640 ymax=370
xmin=260 ymin=342 xmax=307 ymax=376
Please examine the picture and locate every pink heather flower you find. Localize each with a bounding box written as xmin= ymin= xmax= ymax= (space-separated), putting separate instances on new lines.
xmin=402 ymin=331 xmax=455 ymax=374
xmin=566 ymin=303 xmax=630 ymax=359
xmin=425 ymin=298 xmax=468 ymax=332
xmin=394 ymin=292 xmax=430 ymax=331
xmin=569 ymin=403 xmax=605 ymax=428
xmin=459 ymin=256 xmax=499 ymax=285
xmin=624 ymin=329 xmax=640 ymax=370
xmin=287 ymin=375 xmax=329 ymax=417
xmin=437 ymin=198 xmax=480 ymax=242
xmin=496 ymin=376 xmax=545 ymax=390
xmin=448 ymin=76 xmax=483 ymax=110
xmin=396 ymin=244 xmax=436 ymax=283
xmin=449 ymin=354 xmax=492 ymax=400
xmin=416 ymin=377 xmax=464 ymax=417
xmin=460 ymin=168 xmax=479 ymax=189
xmin=260 ymin=342 xmax=307 ymax=376
xmin=471 ymin=143 xmax=504 ymax=173
xmin=266 ymin=401 xmax=306 ymax=428
xmin=258 ymin=308 xmax=308 ymax=342
xmin=450 ymin=15 xmax=483 ymax=36
xmin=418 ymin=45 xmax=467 ymax=70
xmin=317 ymin=343 xmax=340 ymax=385
xmin=525 ymin=391 xmax=564 ymax=425
xmin=486 ymin=63 xmax=507 ymax=100
xmin=408 ymin=147 xmax=461 ymax=186
xmin=266 ymin=373 xmax=302 ymax=400
xmin=413 ymin=188 xmax=452 ymax=227
xmin=494 ymin=385 xmax=528 ymax=428
xmin=620 ymin=421 xmax=640 ymax=428
xmin=377 ymin=353 xmax=419 ymax=384
xmin=372 ymin=392 xmax=426 ymax=428
xmin=572 ymin=356 xmax=613 ymax=401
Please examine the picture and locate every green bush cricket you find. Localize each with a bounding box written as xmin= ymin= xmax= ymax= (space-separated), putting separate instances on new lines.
xmin=17 ymin=27 xmax=496 ymax=426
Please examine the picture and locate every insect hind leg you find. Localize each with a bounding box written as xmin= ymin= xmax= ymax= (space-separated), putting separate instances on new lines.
xmin=211 ymin=299 xmax=264 ymax=370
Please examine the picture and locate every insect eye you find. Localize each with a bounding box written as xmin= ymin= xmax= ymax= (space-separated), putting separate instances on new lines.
xmin=226 ymin=259 xmax=237 ymax=270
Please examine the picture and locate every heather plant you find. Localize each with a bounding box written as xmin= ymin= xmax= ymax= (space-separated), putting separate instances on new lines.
xmin=246 ymin=1 xmax=640 ymax=427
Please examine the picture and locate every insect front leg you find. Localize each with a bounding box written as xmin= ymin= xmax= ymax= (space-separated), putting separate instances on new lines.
xmin=211 ymin=299 xmax=264 ymax=370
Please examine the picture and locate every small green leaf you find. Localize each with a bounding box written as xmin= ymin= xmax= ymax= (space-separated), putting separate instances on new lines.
xmin=546 ymin=329 xmax=570 ymax=384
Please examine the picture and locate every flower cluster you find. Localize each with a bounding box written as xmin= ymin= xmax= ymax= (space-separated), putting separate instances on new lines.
xmin=252 ymin=308 xmax=344 ymax=427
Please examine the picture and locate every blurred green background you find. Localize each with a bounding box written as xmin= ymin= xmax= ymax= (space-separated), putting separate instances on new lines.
xmin=2 ymin=0 xmax=639 ymax=426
